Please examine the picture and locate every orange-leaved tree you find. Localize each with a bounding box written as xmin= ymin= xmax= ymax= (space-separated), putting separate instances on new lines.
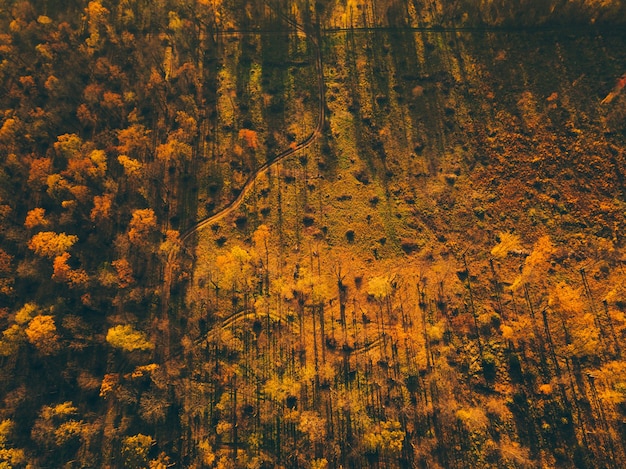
xmin=24 ymin=208 xmax=50 ymax=229
xmin=28 ymin=231 xmax=78 ymax=258
xmin=128 ymin=208 xmax=157 ymax=247
xmin=25 ymin=315 xmax=60 ymax=355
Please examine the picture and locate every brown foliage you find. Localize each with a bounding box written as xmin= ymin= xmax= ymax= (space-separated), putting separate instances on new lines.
xmin=238 ymin=128 xmax=259 ymax=150
xmin=112 ymin=258 xmax=134 ymax=288
xmin=90 ymin=194 xmax=113 ymax=222
xmin=28 ymin=158 xmax=53 ymax=191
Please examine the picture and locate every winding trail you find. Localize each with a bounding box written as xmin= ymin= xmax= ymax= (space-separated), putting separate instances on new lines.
xmin=181 ymin=17 xmax=325 ymax=243
xmin=162 ymin=8 xmax=325 ymax=314
xmin=203 ymin=307 xmax=387 ymax=357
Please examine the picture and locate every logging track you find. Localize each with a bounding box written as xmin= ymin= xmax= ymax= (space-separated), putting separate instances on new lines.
xmin=162 ymin=9 xmax=325 ymax=316
xmin=181 ymin=18 xmax=325 ymax=243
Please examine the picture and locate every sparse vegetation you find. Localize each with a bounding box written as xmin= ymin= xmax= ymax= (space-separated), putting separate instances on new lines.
xmin=0 ymin=0 xmax=624 ymax=467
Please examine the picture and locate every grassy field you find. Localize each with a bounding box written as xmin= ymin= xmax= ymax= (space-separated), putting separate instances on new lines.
xmin=175 ymin=25 xmax=626 ymax=468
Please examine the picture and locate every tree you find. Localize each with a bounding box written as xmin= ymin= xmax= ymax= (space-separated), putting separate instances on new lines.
xmin=28 ymin=157 xmax=53 ymax=192
xmin=155 ymin=137 xmax=192 ymax=165
xmin=117 ymin=125 xmax=151 ymax=161
xmin=106 ymin=325 xmax=154 ymax=352
xmin=511 ymin=235 xmax=555 ymax=290
xmin=128 ymin=209 xmax=157 ymax=247
xmin=0 ymin=247 xmax=14 ymax=295
xmin=173 ymin=110 xmax=198 ymax=143
xmin=52 ymin=252 xmax=73 ymax=282
xmin=28 ymin=231 xmax=78 ymax=258
xmin=139 ymin=392 xmax=169 ymax=424
xmin=24 ymin=207 xmax=49 ymax=229
xmin=298 ymin=411 xmax=326 ymax=444
xmin=239 ymin=128 xmax=258 ymax=150
xmin=52 ymin=252 xmax=89 ymax=287
xmin=90 ymin=193 xmax=113 ymax=223
xmin=112 ymin=258 xmax=134 ymax=288
xmin=86 ymin=149 xmax=107 ymax=179
xmin=363 ymin=420 xmax=405 ymax=457
xmin=0 ymin=325 xmax=25 ymax=357
xmin=149 ymin=453 xmax=173 ymax=469
xmin=159 ymin=229 xmax=180 ymax=258
xmin=25 ymin=315 xmax=60 ymax=355
xmin=367 ymin=275 xmax=394 ymax=301
xmin=45 ymin=174 xmax=72 ymax=201
xmin=215 ymin=245 xmax=255 ymax=301
xmin=121 ymin=434 xmax=154 ymax=468
xmin=99 ymin=373 xmax=119 ymax=399
xmin=605 ymin=281 xmax=626 ymax=309
xmin=83 ymin=0 xmax=110 ymax=55
xmin=490 ymin=231 xmax=522 ymax=258
xmin=53 ymin=133 xmax=82 ymax=160
xmin=15 ymin=303 xmax=38 ymax=325
xmin=0 ymin=419 xmax=26 ymax=467
xmin=252 ymin=224 xmax=271 ymax=294
xmin=367 ymin=274 xmax=395 ymax=341
xmin=31 ymin=402 xmax=83 ymax=450
xmin=118 ymin=155 xmax=144 ymax=179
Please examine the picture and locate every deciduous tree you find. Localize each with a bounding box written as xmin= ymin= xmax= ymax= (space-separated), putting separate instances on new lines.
xmin=490 ymin=231 xmax=522 ymax=258
xmin=0 ymin=325 xmax=25 ymax=357
xmin=90 ymin=193 xmax=113 ymax=223
xmin=0 ymin=419 xmax=26 ymax=467
xmin=106 ymin=324 xmax=154 ymax=352
xmin=25 ymin=314 xmax=60 ymax=355
xmin=52 ymin=252 xmax=89 ymax=287
xmin=121 ymin=433 xmax=154 ymax=469
xmin=28 ymin=231 xmax=78 ymax=258
xmin=112 ymin=258 xmax=134 ymax=288
xmin=128 ymin=208 xmax=157 ymax=247
xmin=24 ymin=207 xmax=49 ymax=229
xmin=0 ymin=248 xmax=14 ymax=295
xmin=28 ymin=157 xmax=53 ymax=192
xmin=511 ymin=235 xmax=555 ymax=290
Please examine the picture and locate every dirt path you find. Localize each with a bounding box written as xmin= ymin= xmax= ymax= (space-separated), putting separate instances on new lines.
xmin=180 ymin=20 xmax=325 ymax=243
xmin=162 ymin=8 xmax=326 ymax=315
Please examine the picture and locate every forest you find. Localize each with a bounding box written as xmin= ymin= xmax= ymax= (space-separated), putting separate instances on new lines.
xmin=0 ymin=0 xmax=625 ymax=467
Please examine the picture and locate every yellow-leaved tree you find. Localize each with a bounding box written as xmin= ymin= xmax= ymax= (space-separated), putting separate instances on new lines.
xmin=490 ymin=232 xmax=522 ymax=258
xmin=215 ymin=245 xmax=254 ymax=294
xmin=363 ymin=420 xmax=405 ymax=456
xmin=117 ymin=155 xmax=144 ymax=179
xmin=0 ymin=419 xmax=26 ymax=466
xmin=25 ymin=315 xmax=60 ymax=355
xmin=367 ymin=275 xmax=394 ymax=301
xmin=31 ymin=401 xmax=84 ymax=449
xmin=298 ymin=411 xmax=327 ymax=444
xmin=121 ymin=433 xmax=154 ymax=468
xmin=511 ymin=235 xmax=555 ymax=290
xmin=106 ymin=324 xmax=153 ymax=352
